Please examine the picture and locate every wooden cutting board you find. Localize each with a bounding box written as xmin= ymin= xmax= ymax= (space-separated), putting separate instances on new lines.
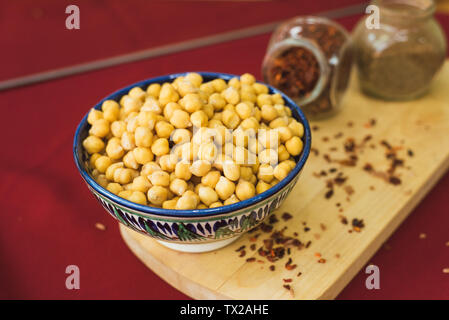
xmin=119 ymin=61 xmax=449 ymax=300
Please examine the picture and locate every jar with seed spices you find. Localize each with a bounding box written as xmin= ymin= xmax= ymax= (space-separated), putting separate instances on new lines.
xmin=262 ymin=16 xmax=353 ymax=120
xmin=352 ymin=0 xmax=447 ymax=100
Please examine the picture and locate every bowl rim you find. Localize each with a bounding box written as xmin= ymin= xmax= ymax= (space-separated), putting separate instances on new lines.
xmin=73 ymin=71 xmax=311 ymax=218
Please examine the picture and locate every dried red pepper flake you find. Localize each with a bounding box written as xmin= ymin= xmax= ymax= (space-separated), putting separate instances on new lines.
xmin=268 ymin=214 xmax=279 ymax=224
xmin=304 ymin=227 xmax=311 ymax=232
xmin=239 ymin=250 xmax=246 ymax=258
xmin=235 ymin=245 xmax=246 ymax=252
xmin=407 ymin=149 xmax=414 ymax=157
xmin=250 ymin=244 xmax=257 ymax=251
xmin=305 ymin=241 xmax=312 ymax=248
xmin=269 ymin=265 xmax=276 ymax=271
xmin=281 ymin=212 xmax=293 ymax=221
xmin=283 ymin=284 xmax=291 ymax=290
xmin=260 ymin=223 xmax=273 ymax=233
xmin=312 ymin=125 xmax=320 ymax=131
xmin=283 ymin=278 xmax=293 ymax=283
xmin=246 ymin=257 xmax=256 ymax=262
xmin=318 ymin=258 xmax=327 ymax=264
xmin=297 ymin=272 xmax=302 ymax=277
xmin=320 ymin=223 xmax=327 ymax=231
xmin=352 ymin=218 xmax=365 ymax=229
xmin=325 ymin=189 xmax=334 ymax=199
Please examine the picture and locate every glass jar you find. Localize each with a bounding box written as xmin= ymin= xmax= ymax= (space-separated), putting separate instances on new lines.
xmin=352 ymin=0 xmax=447 ymax=100
xmin=262 ymin=16 xmax=353 ymax=120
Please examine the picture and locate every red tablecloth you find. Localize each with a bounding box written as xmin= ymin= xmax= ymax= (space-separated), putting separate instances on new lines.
xmin=1 ymin=1 xmax=448 ymax=299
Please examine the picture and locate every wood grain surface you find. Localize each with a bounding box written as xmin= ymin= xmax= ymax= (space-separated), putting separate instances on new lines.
xmin=120 ymin=62 xmax=449 ymax=300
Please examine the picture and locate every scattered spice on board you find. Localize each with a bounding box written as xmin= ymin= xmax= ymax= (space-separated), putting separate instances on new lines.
xmin=285 ymin=258 xmax=297 ymax=270
xmin=95 ymin=222 xmax=106 ymax=231
xmin=250 ymin=244 xmax=257 ymax=251
xmin=407 ymin=149 xmax=414 ymax=157
xmin=297 ymin=272 xmax=302 ymax=277
xmin=235 ymin=245 xmax=246 ymax=252
xmin=318 ymin=258 xmax=327 ymax=264
xmin=335 ymin=253 xmax=341 ymax=259
xmin=269 ymin=265 xmax=275 ymax=271
xmin=283 ymin=278 xmax=293 ymax=283
xmin=281 ymin=212 xmax=293 ymax=221
xmin=325 ymin=189 xmax=334 ymax=199
xmin=352 ymin=218 xmax=365 ymax=232
xmin=320 ymin=223 xmax=327 ymax=231
xmin=246 ymin=257 xmax=256 ymax=263
xmin=239 ymin=250 xmax=246 ymax=258
xmin=339 ymin=215 xmax=348 ymax=225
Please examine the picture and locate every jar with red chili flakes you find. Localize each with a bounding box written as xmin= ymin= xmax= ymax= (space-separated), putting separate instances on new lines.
xmin=262 ymin=16 xmax=353 ymax=120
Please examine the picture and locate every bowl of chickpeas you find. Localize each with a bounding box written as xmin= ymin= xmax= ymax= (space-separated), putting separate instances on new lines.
xmin=74 ymin=72 xmax=311 ymax=253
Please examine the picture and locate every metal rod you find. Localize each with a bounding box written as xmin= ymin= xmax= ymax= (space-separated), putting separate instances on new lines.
xmin=0 ymin=3 xmax=364 ymax=91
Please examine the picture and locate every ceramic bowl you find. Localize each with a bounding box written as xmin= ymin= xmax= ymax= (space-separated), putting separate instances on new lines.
xmin=73 ymin=72 xmax=311 ymax=253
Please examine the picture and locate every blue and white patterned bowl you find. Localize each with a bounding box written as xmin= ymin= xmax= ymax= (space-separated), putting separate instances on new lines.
xmin=73 ymin=72 xmax=311 ymax=252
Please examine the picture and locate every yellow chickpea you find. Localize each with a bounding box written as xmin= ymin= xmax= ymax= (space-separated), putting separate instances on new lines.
xmin=224 ymin=194 xmax=239 ymax=205
xmin=236 ymin=179 xmax=256 ymax=201
xmin=277 ymin=126 xmax=293 ymax=143
xmin=162 ymin=198 xmax=178 ymax=209
xmin=105 ymin=162 xmax=123 ymax=180
xmin=175 ymin=191 xmax=198 ymax=210
xmin=111 ymin=121 xmax=126 ymax=138
xmin=256 ymin=180 xmax=271 ymax=194
xmin=180 ymin=93 xmax=203 ymax=113
xmin=215 ymin=176 xmax=236 ymax=200
xmin=151 ymin=138 xmax=169 ymax=156
xmin=89 ymin=153 xmax=101 ymax=168
xmin=93 ymin=156 xmax=111 ymax=173
xmin=288 ymin=120 xmax=304 ymax=138
xmin=83 ymin=135 xmax=105 ymax=154
xmin=177 ymin=79 xmax=198 ymax=97
xmin=90 ymin=119 xmax=110 ymax=138
xmin=113 ymin=168 xmax=133 ymax=184
xmin=240 ymin=117 xmax=259 ymax=131
xmin=169 ymin=178 xmax=188 ymax=196
xmin=190 ymin=110 xmax=209 ymax=128
xmin=141 ymin=97 xmax=162 ymax=115
xmin=87 ymin=109 xmax=103 ymax=125
xmin=258 ymin=129 xmax=279 ymax=149
xmin=253 ymin=83 xmax=269 ymax=95
xmin=201 ymin=170 xmax=221 ymax=189
xmin=140 ymin=162 xmax=161 ymax=176
xmin=269 ymin=117 xmax=289 ymax=129
xmin=240 ymin=73 xmax=256 ymax=85
xmin=278 ymin=144 xmax=290 ymax=162
xmin=190 ymin=160 xmax=211 ymax=177
xmin=198 ymin=185 xmax=219 ymax=206
xmin=148 ymin=170 xmax=170 ymax=187
xmin=106 ymin=182 xmax=123 ymax=195
xmin=222 ymin=109 xmax=240 ymax=129
xmin=129 ymin=87 xmax=146 ymax=101
xmin=147 ymin=186 xmax=168 ymax=205
xmin=256 ymin=94 xmax=272 ymax=108
xmin=208 ymin=93 xmax=226 ymax=110
xmin=146 ymin=83 xmax=161 ymax=98
xmin=273 ymin=162 xmax=291 ymax=181
xmin=222 ymin=86 xmax=240 ymax=105
xmin=134 ymin=126 xmax=153 ymax=148
xmin=131 ymin=175 xmax=152 ymax=193
xmin=257 ymin=163 xmax=274 ymax=183
xmin=121 ymin=131 xmax=136 ymax=151
xmin=211 ymin=78 xmax=227 ymax=92
xmin=170 ymin=109 xmax=191 ymax=129
xmin=159 ymin=154 xmax=177 ymax=172
xmin=240 ymin=166 xmax=253 ymax=181
xmin=209 ymin=201 xmax=223 ymax=208
xmin=171 ymin=129 xmax=191 ymax=144
xmin=137 ymin=110 xmax=157 ymax=130
xmin=159 ymin=83 xmax=179 ymax=106
xmin=261 ymin=104 xmax=278 ymax=123
xmin=285 ymin=136 xmax=303 ymax=156
xmin=259 ymin=148 xmax=278 ymax=166
xmin=102 ymin=100 xmax=120 ymax=122
xmin=235 ymin=102 xmax=253 ymax=119
xmin=198 ymin=142 xmax=218 ymax=162
xmin=127 ymin=191 xmax=147 ymax=205
xmin=118 ymin=190 xmax=133 ymax=200
xmin=271 ymin=93 xmax=284 ymax=105
xmin=155 ymin=121 xmax=174 ymax=138
xmin=223 ymin=159 xmax=240 ymax=181
xmin=133 ymin=147 xmax=154 ymax=164
xmin=122 ymin=96 xmax=142 ymax=115
xmin=185 ymin=72 xmax=203 ymax=87
xmin=175 ymin=161 xmax=192 ymax=180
